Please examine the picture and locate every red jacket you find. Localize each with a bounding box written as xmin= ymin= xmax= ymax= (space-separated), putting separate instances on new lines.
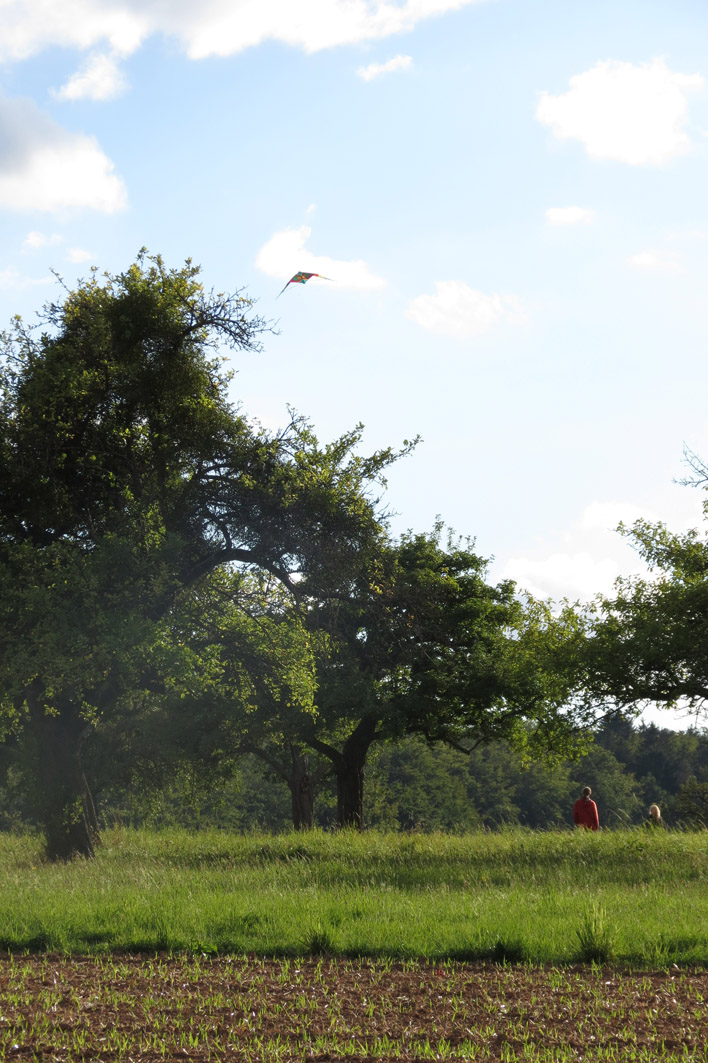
xmin=573 ymin=797 xmax=599 ymax=830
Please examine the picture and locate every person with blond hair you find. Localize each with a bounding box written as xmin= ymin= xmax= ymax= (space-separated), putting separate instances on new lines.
xmin=573 ymin=786 xmax=599 ymax=831
xmin=645 ymin=803 xmax=663 ymax=828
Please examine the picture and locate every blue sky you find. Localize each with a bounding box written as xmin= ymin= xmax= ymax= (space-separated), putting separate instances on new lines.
xmin=3 ymin=0 xmax=708 ymax=629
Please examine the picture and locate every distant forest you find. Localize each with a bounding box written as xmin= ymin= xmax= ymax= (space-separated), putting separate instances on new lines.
xmin=2 ymin=716 xmax=704 ymax=835
xmin=144 ymin=718 xmax=708 ymax=833
xmin=142 ymin=717 xmax=708 ymax=832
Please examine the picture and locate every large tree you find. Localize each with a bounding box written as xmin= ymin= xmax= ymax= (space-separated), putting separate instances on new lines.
xmin=584 ymin=509 xmax=708 ymax=718
xmin=0 ymin=253 xmax=399 ymax=858
xmin=299 ymin=526 xmax=590 ymax=828
xmin=108 ymin=568 xmax=330 ymax=832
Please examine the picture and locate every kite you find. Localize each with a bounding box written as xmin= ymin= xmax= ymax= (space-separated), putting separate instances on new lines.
xmin=276 ymin=271 xmax=332 ymax=298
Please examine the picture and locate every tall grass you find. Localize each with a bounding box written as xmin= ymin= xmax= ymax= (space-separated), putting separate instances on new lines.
xmin=0 ymin=827 xmax=706 ymax=964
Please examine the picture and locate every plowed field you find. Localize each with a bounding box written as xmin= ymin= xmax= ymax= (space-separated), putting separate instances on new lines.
xmin=1 ymin=955 xmax=707 ymax=1061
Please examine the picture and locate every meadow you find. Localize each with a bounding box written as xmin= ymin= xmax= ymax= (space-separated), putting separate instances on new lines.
xmin=0 ymin=826 xmax=707 ymax=965
xmin=3 ymin=828 xmax=708 ymax=1060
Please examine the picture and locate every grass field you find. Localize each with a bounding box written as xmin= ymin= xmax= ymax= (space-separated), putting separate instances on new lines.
xmin=0 ymin=826 xmax=707 ymax=965
xmin=2 ymin=828 xmax=708 ymax=1060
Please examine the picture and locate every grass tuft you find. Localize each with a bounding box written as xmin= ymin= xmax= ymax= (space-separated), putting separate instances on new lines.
xmin=302 ymin=921 xmax=337 ymax=956
xmin=490 ymin=935 xmax=528 ymax=964
xmin=575 ymin=903 xmax=617 ymax=963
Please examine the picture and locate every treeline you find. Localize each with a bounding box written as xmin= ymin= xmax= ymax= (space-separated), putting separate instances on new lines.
xmin=10 ymin=716 xmax=696 ymax=834
xmin=151 ymin=717 xmax=708 ymax=832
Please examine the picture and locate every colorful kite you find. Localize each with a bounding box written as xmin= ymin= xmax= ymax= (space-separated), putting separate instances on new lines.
xmin=276 ymin=271 xmax=332 ymax=298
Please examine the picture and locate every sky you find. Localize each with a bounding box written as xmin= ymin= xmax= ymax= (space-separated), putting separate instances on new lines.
xmin=2 ymin=1 xmax=708 ymax=709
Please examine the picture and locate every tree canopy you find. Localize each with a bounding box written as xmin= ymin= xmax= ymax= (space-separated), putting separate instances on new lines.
xmin=0 ymin=253 xmax=400 ymax=857
xmin=584 ymin=514 xmax=708 ymax=717
xmin=294 ymin=526 xmax=591 ymax=827
xmin=1 ymin=251 xmax=629 ymax=855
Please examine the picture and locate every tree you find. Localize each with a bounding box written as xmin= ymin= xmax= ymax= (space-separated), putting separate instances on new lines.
xmin=365 ymin=738 xmax=479 ymax=831
xmin=465 ymin=742 xmax=522 ymax=827
xmin=0 ymin=254 xmax=400 ymax=858
xmin=125 ymin=568 xmax=331 ymax=832
xmin=670 ymin=777 xmax=708 ymax=826
xmin=584 ymin=512 xmax=708 ymax=718
xmin=299 ymin=526 xmax=590 ymax=828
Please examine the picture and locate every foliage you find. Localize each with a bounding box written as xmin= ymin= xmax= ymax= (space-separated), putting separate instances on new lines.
xmin=312 ymin=526 xmax=588 ymax=751
xmin=0 ymin=253 xmax=401 ymax=857
xmin=92 ymin=567 xmax=322 ymax=800
xmin=297 ymin=525 xmax=591 ymax=827
xmin=365 ymin=740 xmax=480 ymax=832
xmin=671 ymin=777 xmax=708 ymax=826
xmin=2 ymin=708 xmax=703 ymax=834
xmin=584 ymin=512 xmax=708 ymax=715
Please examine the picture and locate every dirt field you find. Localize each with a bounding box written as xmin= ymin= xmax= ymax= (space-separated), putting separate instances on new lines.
xmin=1 ymin=955 xmax=707 ymax=1061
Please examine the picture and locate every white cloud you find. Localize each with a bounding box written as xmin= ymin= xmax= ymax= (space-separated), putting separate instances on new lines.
xmin=0 ymin=267 xmax=53 ymax=290
xmin=0 ymin=93 xmax=126 ymax=213
xmin=499 ymin=499 xmax=679 ymax=601
xmin=405 ymin=281 xmax=525 ymax=339
xmin=579 ymin=500 xmax=657 ymax=531
xmin=0 ymin=0 xmax=147 ymax=62
xmin=503 ymin=551 xmax=625 ymax=602
xmin=0 ymin=0 xmax=486 ymax=64
xmin=66 ymin=247 xmax=93 ymax=263
xmin=357 ymin=54 xmax=412 ymax=81
xmin=546 ymin=206 xmax=596 ymax=226
xmin=255 ymin=225 xmax=386 ymax=292
xmin=536 ymin=58 xmax=704 ymax=166
xmin=23 ymin=230 xmax=62 ymax=249
xmin=53 ymin=52 xmax=129 ymax=101
xmin=627 ymin=249 xmax=681 ymax=272
xmin=176 ymin=0 xmax=482 ymax=58
xmin=500 ymin=501 xmax=655 ymax=601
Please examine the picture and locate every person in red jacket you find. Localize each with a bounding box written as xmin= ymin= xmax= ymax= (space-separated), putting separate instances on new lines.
xmin=573 ymin=786 xmax=599 ymax=830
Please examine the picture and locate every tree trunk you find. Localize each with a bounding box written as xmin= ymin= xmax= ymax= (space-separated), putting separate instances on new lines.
xmin=28 ymin=700 xmax=98 ymax=860
xmin=335 ymin=754 xmax=366 ymax=829
xmin=243 ymin=742 xmax=325 ymax=831
xmin=289 ymin=747 xmax=315 ymax=831
xmin=309 ymin=717 xmax=379 ymax=831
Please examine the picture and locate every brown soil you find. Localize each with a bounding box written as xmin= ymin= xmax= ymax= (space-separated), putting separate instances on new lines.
xmin=0 ymin=955 xmax=706 ymax=1060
